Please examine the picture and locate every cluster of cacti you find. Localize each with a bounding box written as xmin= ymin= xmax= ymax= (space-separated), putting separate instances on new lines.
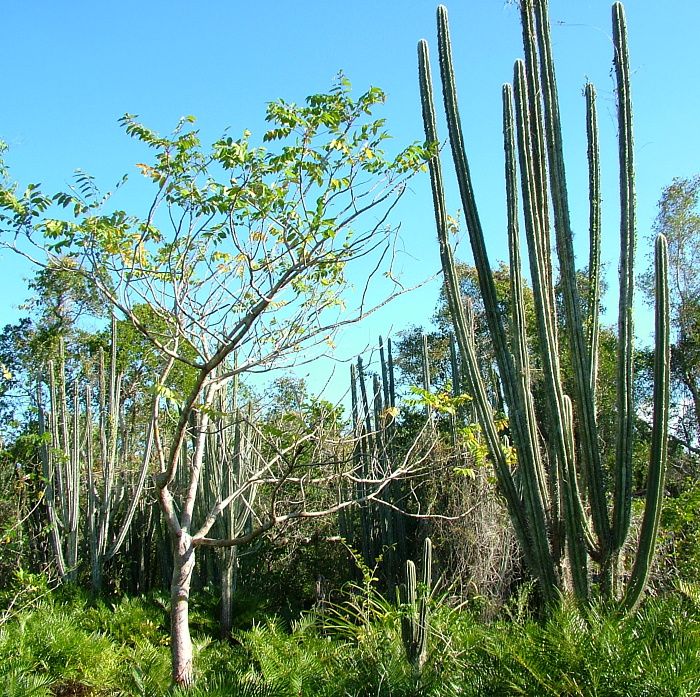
xmin=195 ymin=376 xmax=261 ymax=635
xmin=32 ymin=312 xmax=266 ymax=609
xmin=418 ymin=1 xmax=670 ymax=607
xmin=347 ymin=337 xmax=408 ymax=587
xmin=36 ymin=316 xmax=158 ymax=592
xmin=37 ymin=341 xmax=80 ymax=582
xmin=400 ymin=537 xmax=432 ymax=670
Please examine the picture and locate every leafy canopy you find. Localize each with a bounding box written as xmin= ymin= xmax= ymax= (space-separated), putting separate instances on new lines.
xmin=0 ymin=76 xmax=431 ymax=379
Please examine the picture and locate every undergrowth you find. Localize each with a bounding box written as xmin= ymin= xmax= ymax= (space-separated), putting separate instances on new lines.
xmin=0 ymin=582 xmax=699 ymax=696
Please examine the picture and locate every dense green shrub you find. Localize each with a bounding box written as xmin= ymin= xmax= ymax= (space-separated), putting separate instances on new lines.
xmin=0 ymin=602 xmax=126 ymax=694
xmin=1 ymin=586 xmax=699 ymax=695
xmin=661 ymin=481 xmax=700 ymax=583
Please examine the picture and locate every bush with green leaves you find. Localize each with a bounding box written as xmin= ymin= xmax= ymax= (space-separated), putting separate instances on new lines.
xmin=661 ymin=480 xmax=700 ymax=584
xmin=445 ymin=590 xmax=700 ymax=696
xmin=2 ymin=580 xmax=700 ymax=695
xmin=0 ymin=602 xmax=126 ymax=693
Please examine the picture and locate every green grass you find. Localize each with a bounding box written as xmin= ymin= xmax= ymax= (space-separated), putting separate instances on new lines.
xmin=1 ymin=585 xmax=699 ymax=696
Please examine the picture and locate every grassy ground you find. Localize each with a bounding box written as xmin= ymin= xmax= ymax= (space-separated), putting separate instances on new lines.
xmin=2 ymin=581 xmax=700 ymax=696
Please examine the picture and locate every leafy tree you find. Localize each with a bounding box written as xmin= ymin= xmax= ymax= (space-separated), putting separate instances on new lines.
xmin=0 ymin=78 xmax=429 ymax=685
xmin=642 ymin=175 xmax=700 ymax=463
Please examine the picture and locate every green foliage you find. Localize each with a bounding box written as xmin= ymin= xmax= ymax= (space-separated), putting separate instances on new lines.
xmin=235 ymin=616 xmax=336 ymax=696
xmin=406 ymin=385 xmax=470 ymax=416
xmin=1 ymin=586 xmax=700 ymax=696
xmin=642 ymin=174 xmax=700 ymax=465
xmin=0 ymin=431 xmax=54 ymax=592
xmin=454 ymin=593 xmax=700 ymax=696
xmin=0 ymin=569 xmax=53 ymax=624
xmin=0 ymin=655 xmax=53 ymax=697
xmin=0 ymin=602 xmax=126 ymax=692
xmin=661 ymin=480 xmax=700 ymax=583
xmin=112 ymin=305 xmax=199 ymax=399
xmin=82 ymin=594 xmax=169 ymax=647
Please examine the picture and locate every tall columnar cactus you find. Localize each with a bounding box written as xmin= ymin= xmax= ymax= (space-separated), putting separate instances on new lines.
xmin=347 ymin=338 xmax=410 ymax=588
xmin=418 ymin=1 xmax=670 ymax=607
xmin=400 ymin=537 xmax=432 ymax=671
xmin=36 ymin=316 xmax=163 ymax=592
xmin=195 ymin=373 xmax=261 ymax=636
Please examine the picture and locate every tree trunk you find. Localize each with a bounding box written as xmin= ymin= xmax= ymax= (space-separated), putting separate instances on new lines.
xmin=171 ymin=532 xmax=196 ymax=687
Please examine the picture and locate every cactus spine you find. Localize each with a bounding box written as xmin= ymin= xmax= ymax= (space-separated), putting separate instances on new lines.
xmin=419 ymin=1 xmax=670 ymax=605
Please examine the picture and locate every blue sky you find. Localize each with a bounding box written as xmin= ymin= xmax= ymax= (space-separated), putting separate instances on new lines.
xmin=2 ymin=1 xmax=699 ymax=399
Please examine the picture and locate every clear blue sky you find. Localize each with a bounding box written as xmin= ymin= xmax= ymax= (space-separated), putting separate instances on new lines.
xmin=2 ymin=1 xmax=698 ymax=398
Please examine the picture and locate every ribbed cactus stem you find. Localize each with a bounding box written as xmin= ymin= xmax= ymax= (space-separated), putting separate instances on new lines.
xmin=402 ymin=559 xmax=418 ymax=642
xmin=504 ymin=83 xmax=526 ymax=390
xmin=529 ymin=0 xmax=611 ymax=565
xmin=387 ymin=338 xmax=396 ymax=412
xmin=449 ymin=335 xmax=460 ymax=399
xmin=51 ymin=355 xmax=75 ymax=579
xmin=353 ymin=358 xmax=373 ymax=565
xmin=86 ymin=384 xmax=99 ymax=589
xmin=400 ymin=537 xmax=432 ymax=670
xmin=611 ymin=0 xmax=636 ymax=559
xmin=421 ymin=334 xmax=432 ymax=421
xmin=449 ymin=335 xmax=460 ymax=445
xmin=385 ymin=337 xmax=397 ymax=449
xmin=372 ymin=374 xmax=386 ymax=465
xmin=216 ymin=374 xmax=259 ymax=634
xmin=622 ymin=234 xmax=670 ymax=610
xmin=357 ymin=357 xmax=374 ymax=452
xmin=418 ymin=536 xmax=432 ymax=658
xmin=514 ymin=56 xmax=593 ymax=599
xmin=350 ymin=363 xmax=360 ymax=443
xmin=560 ymin=394 xmax=589 ymax=598
xmin=66 ymin=378 xmax=80 ymax=580
xmin=519 ymin=0 xmax=552 ymax=291
xmin=436 ymin=6 xmax=529 ymax=455
xmin=421 ymin=0 xmax=667 ymax=608
xmin=586 ymin=83 xmax=602 ymax=403
xmin=434 ymin=8 xmax=558 ymax=601
xmin=97 ymin=317 xmax=121 ymax=573
xmin=38 ymin=370 xmax=67 ymax=579
xmin=419 ymin=31 xmax=553 ymax=599
xmin=503 ymin=81 xmax=550 ymax=522
xmin=379 ymin=336 xmax=390 ymax=413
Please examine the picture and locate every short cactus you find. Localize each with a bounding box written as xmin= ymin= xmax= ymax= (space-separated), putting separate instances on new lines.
xmin=400 ymin=537 xmax=432 ymax=670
